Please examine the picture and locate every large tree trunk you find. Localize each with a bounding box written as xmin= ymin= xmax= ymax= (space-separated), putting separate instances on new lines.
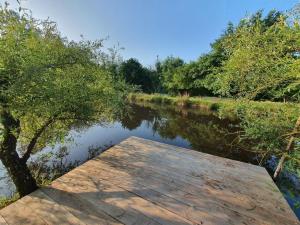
xmin=0 ymin=110 xmax=37 ymax=197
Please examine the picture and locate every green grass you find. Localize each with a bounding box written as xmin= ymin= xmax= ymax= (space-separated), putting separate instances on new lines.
xmin=0 ymin=194 xmax=19 ymax=209
xmin=128 ymin=93 xmax=300 ymax=119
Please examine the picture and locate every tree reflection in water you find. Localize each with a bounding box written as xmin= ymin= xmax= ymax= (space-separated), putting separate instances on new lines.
xmin=120 ymin=102 xmax=257 ymax=164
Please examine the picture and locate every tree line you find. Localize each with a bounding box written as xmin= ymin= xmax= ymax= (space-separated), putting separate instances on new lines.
xmin=119 ymin=9 xmax=300 ymax=102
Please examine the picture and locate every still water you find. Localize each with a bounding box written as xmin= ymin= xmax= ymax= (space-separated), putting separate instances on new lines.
xmin=0 ymin=102 xmax=299 ymax=218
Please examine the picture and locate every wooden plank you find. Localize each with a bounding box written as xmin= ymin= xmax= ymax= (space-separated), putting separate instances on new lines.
xmin=99 ymin=142 xmax=284 ymax=207
xmin=120 ymin=137 xmax=280 ymax=191
xmin=41 ymin=187 xmax=123 ymax=225
xmin=20 ymin=189 xmax=86 ymax=225
xmin=128 ymin=136 xmax=265 ymax=175
xmin=52 ymin=170 xmax=194 ymax=225
xmin=98 ymin=137 xmax=299 ymax=224
xmin=0 ymin=215 xmax=7 ymax=225
xmin=0 ymin=196 xmax=48 ymax=225
xmin=84 ymin=154 xmax=296 ymax=225
xmin=116 ymin=137 xmax=270 ymax=183
xmin=77 ymin=160 xmax=271 ymax=225
xmin=50 ymin=177 xmax=159 ymax=225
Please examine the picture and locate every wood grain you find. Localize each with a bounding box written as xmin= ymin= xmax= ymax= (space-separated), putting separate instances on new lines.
xmin=0 ymin=215 xmax=7 ymax=225
xmin=0 ymin=136 xmax=299 ymax=225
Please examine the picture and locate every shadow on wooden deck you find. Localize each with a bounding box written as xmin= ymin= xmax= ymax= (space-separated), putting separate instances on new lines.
xmin=0 ymin=136 xmax=299 ymax=225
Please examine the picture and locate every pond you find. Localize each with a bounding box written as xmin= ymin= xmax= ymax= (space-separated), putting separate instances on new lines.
xmin=0 ymin=102 xmax=299 ymax=219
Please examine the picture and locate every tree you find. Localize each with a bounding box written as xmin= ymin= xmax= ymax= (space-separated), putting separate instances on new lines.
xmin=0 ymin=6 xmax=127 ymax=196
xmin=164 ymin=22 xmax=235 ymax=96
xmin=169 ymin=60 xmax=212 ymax=96
xmin=98 ymin=43 xmax=124 ymax=79
xmin=204 ymin=10 xmax=287 ymax=98
xmin=157 ymin=56 xmax=184 ymax=94
xmin=119 ymin=58 xmax=159 ymax=93
xmin=215 ymin=14 xmax=300 ymax=101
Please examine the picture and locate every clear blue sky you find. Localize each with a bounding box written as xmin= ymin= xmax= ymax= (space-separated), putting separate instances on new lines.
xmin=4 ymin=0 xmax=299 ymax=66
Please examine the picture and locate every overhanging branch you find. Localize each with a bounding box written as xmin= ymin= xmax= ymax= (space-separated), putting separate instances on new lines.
xmin=21 ymin=117 xmax=55 ymax=163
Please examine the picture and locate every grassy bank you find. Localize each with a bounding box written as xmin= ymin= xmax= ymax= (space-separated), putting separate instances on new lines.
xmin=128 ymin=93 xmax=300 ymax=119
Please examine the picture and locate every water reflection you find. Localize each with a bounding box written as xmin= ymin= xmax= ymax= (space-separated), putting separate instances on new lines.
xmin=120 ymin=103 xmax=255 ymax=162
xmin=0 ymin=102 xmax=299 ymax=218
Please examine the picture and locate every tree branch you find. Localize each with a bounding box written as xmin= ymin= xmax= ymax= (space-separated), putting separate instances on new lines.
xmin=21 ymin=117 xmax=55 ymax=163
xmin=20 ymin=113 xmax=99 ymax=163
xmin=281 ymin=131 xmax=300 ymax=138
xmin=274 ymin=116 xmax=300 ymax=179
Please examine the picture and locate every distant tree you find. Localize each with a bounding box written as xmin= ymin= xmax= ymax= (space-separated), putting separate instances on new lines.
xmin=157 ymin=56 xmax=184 ymax=94
xmin=119 ymin=58 xmax=159 ymax=93
xmin=98 ymin=44 xmax=124 ymax=79
xmin=161 ymin=21 xmax=236 ymax=96
xmin=169 ymin=60 xmax=212 ymax=96
xmin=237 ymin=10 xmax=283 ymax=31
xmin=0 ymin=5 xmax=128 ymax=196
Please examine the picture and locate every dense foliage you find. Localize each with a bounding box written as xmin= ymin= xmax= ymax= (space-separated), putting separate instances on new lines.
xmin=118 ymin=58 xmax=159 ymax=93
xmin=121 ymin=9 xmax=300 ymax=103
xmin=213 ymin=13 xmax=300 ymax=101
xmin=0 ymin=5 xmax=128 ymax=195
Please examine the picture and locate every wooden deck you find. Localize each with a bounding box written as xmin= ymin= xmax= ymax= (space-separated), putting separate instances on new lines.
xmin=0 ymin=136 xmax=299 ymax=225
